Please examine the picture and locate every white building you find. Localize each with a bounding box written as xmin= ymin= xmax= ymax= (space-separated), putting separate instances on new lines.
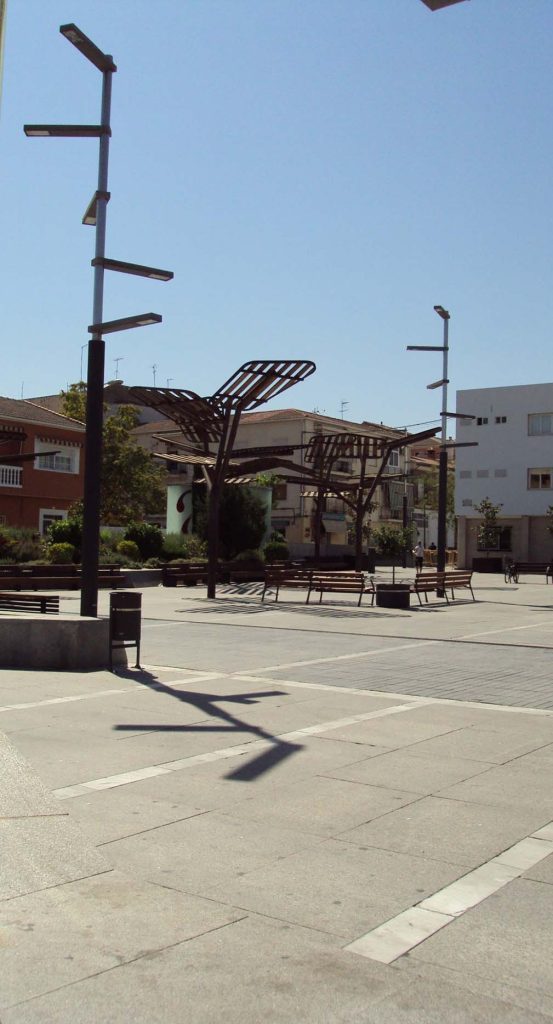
xmin=455 ymin=383 xmax=553 ymax=568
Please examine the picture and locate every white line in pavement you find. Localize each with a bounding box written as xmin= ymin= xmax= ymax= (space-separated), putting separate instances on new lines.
xmin=234 ymin=675 xmax=553 ymax=717
xmin=247 ymin=640 xmax=438 ymax=674
xmin=345 ymin=825 xmax=553 ymax=964
xmin=0 ymin=673 xmax=225 ymax=714
xmin=52 ymin=700 xmax=420 ymax=801
xmin=459 ymin=622 xmax=553 ymax=641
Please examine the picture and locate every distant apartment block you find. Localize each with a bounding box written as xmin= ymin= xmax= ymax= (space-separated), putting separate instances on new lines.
xmin=0 ymin=398 xmax=85 ymax=533
xmin=455 ymin=383 xmax=553 ymax=567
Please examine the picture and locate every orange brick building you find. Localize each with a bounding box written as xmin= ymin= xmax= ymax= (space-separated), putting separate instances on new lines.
xmin=0 ymin=398 xmax=85 ymax=533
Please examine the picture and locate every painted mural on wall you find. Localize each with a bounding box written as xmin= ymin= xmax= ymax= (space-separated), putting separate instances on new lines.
xmin=166 ymin=484 xmax=193 ymax=535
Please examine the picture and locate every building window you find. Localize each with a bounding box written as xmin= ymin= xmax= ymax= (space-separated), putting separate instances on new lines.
xmin=39 ymin=509 xmax=67 ymax=536
xmin=476 ymin=469 xmax=489 ymax=478
xmin=273 ymin=482 xmax=288 ymax=502
xmin=476 ymin=417 xmax=488 ymax=426
xmin=528 ymin=413 xmax=553 ymax=436
xmin=495 ymin=416 xmax=507 ymax=424
xmin=459 ymin=470 xmax=472 ymax=479
xmin=336 ymin=460 xmax=351 ymax=474
xmin=528 ymin=468 xmax=552 ymax=490
xmin=387 ymin=450 xmax=399 ymax=468
xmin=494 ymin=469 xmax=507 ymax=478
xmin=477 ymin=525 xmax=512 ymax=552
xmin=34 ymin=441 xmax=79 ymax=474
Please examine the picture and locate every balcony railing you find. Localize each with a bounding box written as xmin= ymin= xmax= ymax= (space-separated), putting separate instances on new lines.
xmin=0 ymin=465 xmax=22 ymax=488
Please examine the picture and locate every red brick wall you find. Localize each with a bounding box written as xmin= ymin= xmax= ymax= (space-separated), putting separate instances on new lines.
xmin=0 ymin=418 xmax=85 ymax=531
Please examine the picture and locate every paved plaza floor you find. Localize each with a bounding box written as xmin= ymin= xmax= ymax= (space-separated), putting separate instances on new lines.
xmin=2 ymin=572 xmax=553 ymax=1022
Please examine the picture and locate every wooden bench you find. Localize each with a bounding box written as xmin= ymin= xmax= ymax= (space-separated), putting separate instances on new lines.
xmin=412 ymin=572 xmax=443 ymax=604
xmin=0 ymin=564 xmax=125 ymax=590
xmin=162 ymin=562 xmax=210 ymax=587
xmin=442 ymin=571 xmax=475 ymax=602
xmin=0 ymin=591 xmax=59 ymax=614
xmin=309 ymin=570 xmax=375 ymax=607
xmin=261 ymin=568 xmax=313 ymax=603
xmin=412 ymin=571 xmax=475 ymax=604
xmin=505 ymin=562 xmax=552 ymax=584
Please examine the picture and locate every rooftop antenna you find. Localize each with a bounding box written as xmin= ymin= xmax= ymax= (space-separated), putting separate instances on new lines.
xmin=114 ymin=356 xmax=123 ymax=378
xmin=21 ymin=382 xmax=24 ymax=399
xmin=340 ymin=399 xmax=349 ymax=420
xmin=166 ymin=377 xmax=173 ymax=388
xmin=152 ymin=363 xmax=157 ymax=386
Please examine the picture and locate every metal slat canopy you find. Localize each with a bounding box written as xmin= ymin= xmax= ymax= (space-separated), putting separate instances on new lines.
xmin=131 ymin=359 xmax=316 ymax=597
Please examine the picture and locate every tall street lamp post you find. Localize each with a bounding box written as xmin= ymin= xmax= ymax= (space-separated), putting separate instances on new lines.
xmin=407 ymin=305 xmax=450 ymax=592
xmin=25 ymin=24 xmax=172 ymax=618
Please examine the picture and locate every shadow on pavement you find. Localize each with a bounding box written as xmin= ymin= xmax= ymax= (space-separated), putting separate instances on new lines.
xmin=113 ymin=669 xmax=302 ymax=782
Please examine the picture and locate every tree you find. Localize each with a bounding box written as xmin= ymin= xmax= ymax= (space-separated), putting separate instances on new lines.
xmin=473 ymin=497 xmax=502 ymax=557
xmin=60 ymin=383 xmax=166 ymax=526
xmin=371 ymin=522 xmax=413 ymax=583
xmin=194 ymin=483 xmax=267 ymax=559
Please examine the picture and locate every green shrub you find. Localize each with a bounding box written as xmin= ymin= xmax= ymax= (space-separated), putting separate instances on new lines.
xmin=263 ymin=540 xmax=289 ymax=563
xmin=5 ymin=527 xmax=45 ymax=563
xmin=144 ymin=557 xmax=162 ymax=568
xmin=0 ymin=529 xmax=13 ymax=559
xmin=48 ymin=542 xmax=75 ymax=564
xmin=161 ymin=533 xmax=207 ymax=561
xmin=116 ymin=539 xmax=141 ymax=560
xmin=124 ymin=522 xmax=164 ymax=559
xmin=232 ymin=548 xmax=265 ymax=565
xmin=48 ymin=516 xmax=82 ymax=552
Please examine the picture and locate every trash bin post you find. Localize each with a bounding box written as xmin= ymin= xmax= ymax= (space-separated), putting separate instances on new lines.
xmin=109 ymin=591 xmax=142 ymax=670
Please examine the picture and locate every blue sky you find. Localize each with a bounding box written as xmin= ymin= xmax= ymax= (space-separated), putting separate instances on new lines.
xmin=2 ymin=0 xmax=552 ymax=429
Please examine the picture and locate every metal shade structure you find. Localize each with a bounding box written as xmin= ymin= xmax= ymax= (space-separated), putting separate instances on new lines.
xmin=303 ymin=427 xmax=440 ymax=566
xmin=131 ymin=359 xmax=315 ymax=597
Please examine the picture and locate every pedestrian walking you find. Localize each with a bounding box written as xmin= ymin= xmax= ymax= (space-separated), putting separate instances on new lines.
xmin=413 ymin=539 xmax=424 ymax=574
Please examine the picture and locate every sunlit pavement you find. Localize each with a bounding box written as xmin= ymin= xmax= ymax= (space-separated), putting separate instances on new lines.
xmin=2 ymin=572 xmax=553 ymax=1022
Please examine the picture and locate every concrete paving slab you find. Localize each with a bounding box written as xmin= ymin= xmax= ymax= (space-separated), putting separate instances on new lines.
xmin=376 ymin=966 xmax=553 ymax=1023
xmin=436 ymin=763 xmax=553 ymax=815
xmin=408 ymin=878 xmax=553 ymax=997
xmin=223 ymin=773 xmax=421 ymax=838
xmin=523 ymin=851 xmax=553 ymax=884
xmin=404 ymin=727 xmax=551 ymax=764
xmin=396 ymin=956 xmax=553 ymax=1021
xmin=0 ymin=732 xmax=66 ymax=818
xmin=339 ymin=796 xmax=548 ymax=867
xmin=101 ymin=809 xmax=324 ymax=891
xmin=301 ymin=713 xmax=462 ymax=749
xmin=67 ymin=776 xmax=222 ymax=846
xmin=0 ymin=871 xmax=243 ymax=1007
xmin=322 ymin=749 xmax=493 ymax=795
xmin=202 ymin=839 xmax=463 ymax=939
xmin=1 ymin=816 xmax=109 ymax=900
xmin=0 ymin=914 xmax=404 ymax=1024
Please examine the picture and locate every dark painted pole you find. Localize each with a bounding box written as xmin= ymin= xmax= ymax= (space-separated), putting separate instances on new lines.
xmin=436 ymin=312 xmax=449 ymax=596
xmin=80 ymin=65 xmax=112 ymax=618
